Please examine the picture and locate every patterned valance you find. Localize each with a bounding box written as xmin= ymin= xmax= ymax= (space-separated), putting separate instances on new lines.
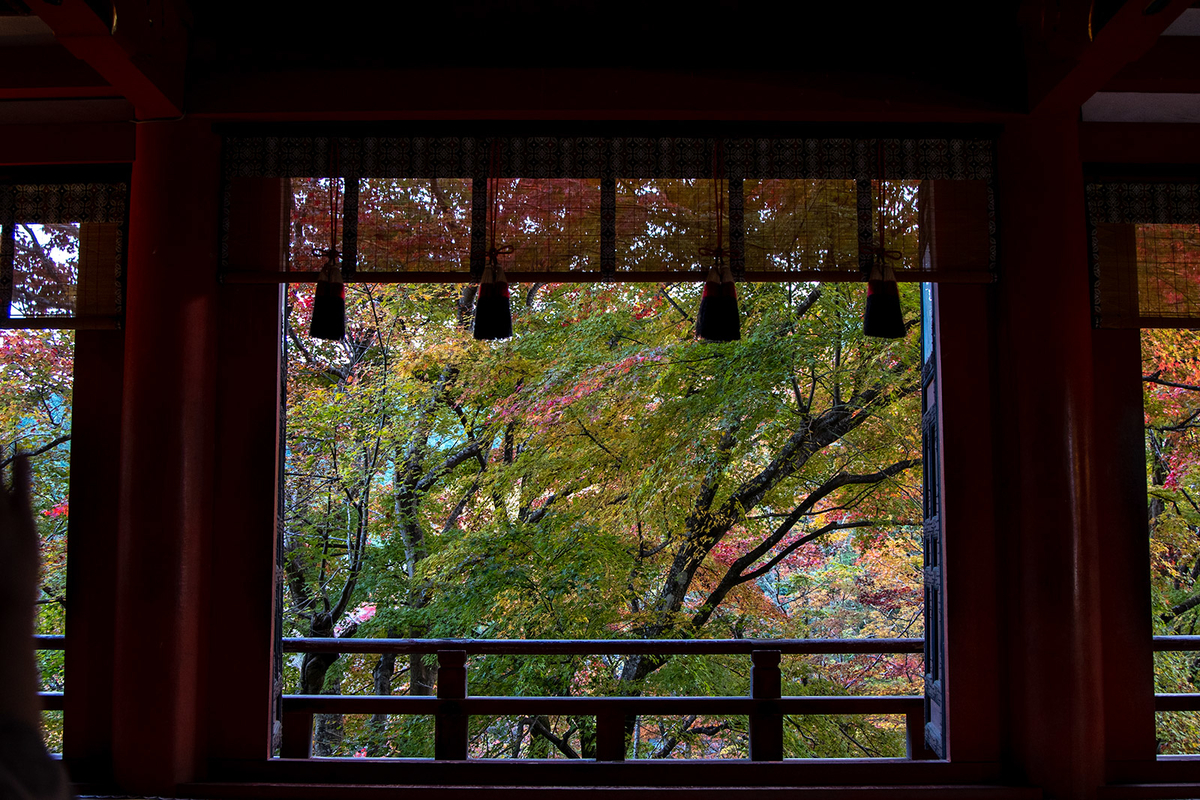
xmin=223 ymin=135 xmax=995 ymax=284
xmin=223 ymin=136 xmax=994 ymax=182
xmin=1087 ymin=181 xmax=1200 ymax=329
xmin=8 ymin=182 xmax=129 ymax=225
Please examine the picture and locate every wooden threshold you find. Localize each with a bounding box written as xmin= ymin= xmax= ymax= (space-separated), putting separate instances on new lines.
xmin=178 ymin=783 xmax=1042 ymax=800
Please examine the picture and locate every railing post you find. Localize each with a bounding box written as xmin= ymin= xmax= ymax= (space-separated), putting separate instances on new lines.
xmin=596 ymin=711 xmax=626 ymax=761
xmin=906 ymin=707 xmax=937 ymax=760
xmin=750 ymin=649 xmax=783 ymax=761
xmin=435 ymin=650 xmax=468 ymax=760
xmin=280 ymin=710 xmax=313 ymax=759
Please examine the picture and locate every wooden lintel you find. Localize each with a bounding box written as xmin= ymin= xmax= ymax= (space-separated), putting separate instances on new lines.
xmin=1080 ymin=121 xmax=1200 ymax=165
xmin=0 ymin=121 xmax=135 ymax=166
xmin=186 ymin=67 xmax=1021 ymax=123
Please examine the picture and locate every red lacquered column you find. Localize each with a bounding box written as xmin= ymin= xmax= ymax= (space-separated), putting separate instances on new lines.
xmin=1092 ymin=326 xmax=1157 ymax=779
xmin=111 ymin=120 xmax=220 ymax=795
xmin=63 ymin=328 xmax=124 ymax=784
xmin=993 ymin=114 xmax=1105 ymax=799
xmin=206 ymin=176 xmax=286 ymax=766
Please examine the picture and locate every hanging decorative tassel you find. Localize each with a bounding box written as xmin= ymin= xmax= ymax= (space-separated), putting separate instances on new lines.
xmin=696 ymin=141 xmax=740 ymax=342
xmin=473 ymin=141 xmax=514 ymax=341
xmin=862 ymin=152 xmax=906 ymax=340
xmin=310 ymin=157 xmax=346 ymax=341
xmin=472 ymin=256 xmax=512 ymax=340
xmin=696 ymin=258 xmax=740 ymax=341
xmin=309 ymin=248 xmax=345 ymax=340
xmin=862 ymin=258 xmax=905 ymax=339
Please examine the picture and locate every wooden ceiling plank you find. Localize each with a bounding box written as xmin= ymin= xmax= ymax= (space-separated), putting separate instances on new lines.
xmin=0 ymin=43 xmax=115 ymax=99
xmin=1102 ymin=36 xmax=1200 ymax=92
xmin=24 ymin=0 xmax=182 ymax=119
xmin=1027 ymin=0 xmax=1194 ymax=116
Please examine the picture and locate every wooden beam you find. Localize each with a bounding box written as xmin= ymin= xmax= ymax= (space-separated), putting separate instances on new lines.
xmin=1025 ymin=0 xmax=1193 ymax=116
xmin=25 ymin=0 xmax=184 ymax=119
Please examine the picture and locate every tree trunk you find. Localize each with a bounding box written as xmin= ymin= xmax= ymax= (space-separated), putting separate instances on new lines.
xmin=367 ymin=647 xmax=398 ymax=756
xmin=410 ymin=650 xmax=438 ymax=695
xmin=312 ymin=678 xmax=344 ymax=757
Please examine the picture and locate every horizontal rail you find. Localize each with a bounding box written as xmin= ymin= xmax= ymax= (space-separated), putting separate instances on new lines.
xmin=282 ymin=694 xmax=922 ymax=716
xmin=1154 ymin=636 xmax=1200 ymax=652
xmin=282 ymin=637 xmax=924 ymax=656
xmin=34 ymin=635 xmax=66 ymax=651
xmin=222 ymin=269 xmax=994 ymax=286
xmin=278 ymin=649 xmax=937 ymax=761
xmin=0 ymin=316 xmax=121 ymax=331
xmin=39 ymin=692 xmax=63 ymax=711
xmin=1157 ymin=693 xmax=1200 ymax=712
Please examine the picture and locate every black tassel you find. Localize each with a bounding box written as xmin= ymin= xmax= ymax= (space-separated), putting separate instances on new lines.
xmin=309 ymin=250 xmax=345 ymax=340
xmin=696 ymin=262 xmax=740 ymax=342
xmin=472 ymin=262 xmax=512 ymax=340
xmin=862 ymin=263 xmax=905 ymax=339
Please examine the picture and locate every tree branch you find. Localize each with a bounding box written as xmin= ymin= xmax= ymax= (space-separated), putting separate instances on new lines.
xmin=415 ymin=440 xmax=486 ymax=493
xmin=0 ymin=434 xmax=71 ymax=468
xmin=574 ymin=416 xmax=622 ymax=463
xmin=1145 ymin=373 xmax=1200 ymax=393
xmin=528 ymin=716 xmax=580 ymax=759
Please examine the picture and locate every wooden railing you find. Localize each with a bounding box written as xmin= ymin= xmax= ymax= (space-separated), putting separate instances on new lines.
xmin=279 ymin=637 xmax=932 ymax=761
xmin=31 ymin=634 xmax=1200 ymax=762
xmin=1154 ymin=636 xmax=1200 ymax=713
xmin=34 ymin=635 xmax=64 ymax=711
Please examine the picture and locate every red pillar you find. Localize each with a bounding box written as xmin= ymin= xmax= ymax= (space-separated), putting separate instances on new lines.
xmin=993 ymin=115 xmax=1106 ymax=798
xmin=111 ymin=120 xmax=220 ymax=794
xmin=63 ymin=328 xmax=124 ymax=783
xmin=206 ymin=176 xmax=285 ymax=765
xmin=935 ymin=282 xmax=1002 ymax=765
xmin=1092 ymin=327 xmax=1157 ymax=777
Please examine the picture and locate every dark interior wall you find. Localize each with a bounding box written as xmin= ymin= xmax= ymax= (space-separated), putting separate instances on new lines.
xmin=0 ymin=110 xmax=1181 ymax=798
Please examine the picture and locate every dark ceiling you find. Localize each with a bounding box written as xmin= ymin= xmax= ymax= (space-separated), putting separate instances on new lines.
xmin=0 ymin=0 xmax=1196 ymax=127
xmin=186 ymin=1 xmax=1025 ymax=102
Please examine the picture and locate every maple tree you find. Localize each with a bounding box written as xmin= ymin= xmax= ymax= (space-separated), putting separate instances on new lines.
xmin=281 ymin=178 xmax=926 ymax=759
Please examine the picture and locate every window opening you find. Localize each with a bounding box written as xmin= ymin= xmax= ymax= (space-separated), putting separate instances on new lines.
xmin=277 ymin=175 xmax=928 ymax=760
xmin=919 ymin=282 xmax=944 ymax=758
xmin=1086 ymin=183 xmax=1200 ymax=755
xmin=0 ymin=323 xmax=74 ymax=752
xmin=1144 ymin=324 xmax=1200 ymax=754
xmin=0 ymin=175 xmax=126 ymax=755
